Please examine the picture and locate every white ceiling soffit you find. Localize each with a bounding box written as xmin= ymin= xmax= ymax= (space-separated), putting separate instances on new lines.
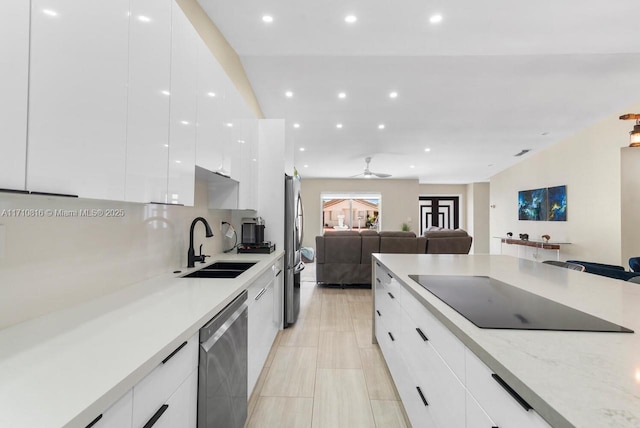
xmin=198 ymin=0 xmax=640 ymax=183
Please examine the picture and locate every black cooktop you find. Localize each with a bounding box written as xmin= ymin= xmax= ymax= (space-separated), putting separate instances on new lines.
xmin=408 ymin=275 xmax=633 ymax=333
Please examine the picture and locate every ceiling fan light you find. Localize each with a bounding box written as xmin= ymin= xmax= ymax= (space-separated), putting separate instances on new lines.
xmin=630 ymin=122 xmax=640 ymax=147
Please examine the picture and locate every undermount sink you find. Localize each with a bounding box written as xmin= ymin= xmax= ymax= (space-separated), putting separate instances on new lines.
xmin=181 ymin=261 xmax=257 ymax=279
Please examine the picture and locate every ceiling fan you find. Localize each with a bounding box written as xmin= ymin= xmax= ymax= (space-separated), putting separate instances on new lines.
xmin=351 ymin=156 xmax=392 ymax=178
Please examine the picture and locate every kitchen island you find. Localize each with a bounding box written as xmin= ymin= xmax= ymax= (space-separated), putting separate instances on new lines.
xmin=373 ymin=254 xmax=640 ymax=428
xmin=0 ymin=251 xmax=283 ymax=428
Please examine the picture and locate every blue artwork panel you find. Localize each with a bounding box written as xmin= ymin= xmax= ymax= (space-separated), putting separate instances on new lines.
xmin=547 ymin=185 xmax=567 ymax=221
xmin=518 ymin=188 xmax=548 ymax=221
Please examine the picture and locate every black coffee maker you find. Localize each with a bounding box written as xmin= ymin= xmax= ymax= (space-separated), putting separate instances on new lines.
xmin=241 ymin=217 xmax=265 ymax=245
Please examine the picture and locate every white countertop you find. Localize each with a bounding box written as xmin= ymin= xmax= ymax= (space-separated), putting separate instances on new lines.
xmin=374 ymin=254 xmax=640 ymax=428
xmin=0 ymin=251 xmax=284 ymax=428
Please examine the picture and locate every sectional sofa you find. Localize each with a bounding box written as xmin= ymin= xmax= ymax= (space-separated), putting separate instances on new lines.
xmin=315 ymin=229 xmax=472 ymax=285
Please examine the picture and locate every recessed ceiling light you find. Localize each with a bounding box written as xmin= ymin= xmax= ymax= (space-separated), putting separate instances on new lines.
xmin=410 ymin=165 xmax=416 ymax=169
xmin=262 ymin=15 xmax=273 ymax=23
xmin=175 ymin=160 xmax=181 ymax=164
xmin=226 ymin=123 xmax=233 ymax=127
xmin=137 ymin=15 xmax=151 ymax=22
xmin=304 ymin=164 xmax=309 ymax=168
xmin=285 ymin=91 xmax=293 ymax=98
xmin=424 ymin=148 xmax=431 ymax=152
xmin=42 ymin=9 xmax=58 ymax=17
xmin=163 ymin=144 xmax=169 ymax=148
xmin=293 ymin=123 xmax=300 ymax=128
xmin=429 ymin=14 xmax=443 ymax=24
xmin=378 ymin=124 xmax=385 ymax=130
xmin=336 ymin=123 xmax=343 ymax=129
xmin=252 ymin=158 xmax=257 ymax=162
xmin=237 ymin=140 xmax=245 ymax=144
xmin=207 ymin=92 xmax=216 ymax=97
xmin=161 ymin=90 xmax=170 ymax=96
xmin=345 ymin=15 xmax=357 ymax=23
xmin=338 ymin=92 xmax=346 ymax=99
xmin=180 ymin=120 xmax=190 ymax=125
xmin=389 ymin=91 xmax=398 ymax=99
xmin=299 ymin=147 xmax=305 ymax=152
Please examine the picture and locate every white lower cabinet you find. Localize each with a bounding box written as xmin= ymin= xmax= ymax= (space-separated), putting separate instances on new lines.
xmin=466 ymin=391 xmax=496 ymax=428
xmin=247 ymin=258 xmax=283 ymax=396
xmin=373 ymin=263 xmax=552 ymax=428
xmin=465 ymin=349 xmax=551 ymax=428
xmin=148 ymin=369 xmax=198 ymax=428
xmin=132 ymin=334 xmax=198 ymax=427
xmin=90 ymin=390 xmax=133 ymax=428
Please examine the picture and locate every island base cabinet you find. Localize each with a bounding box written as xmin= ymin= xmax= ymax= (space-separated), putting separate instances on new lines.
xmin=466 ymin=391 xmax=496 ymax=428
xmin=465 ymin=349 xmax=551 ymax=428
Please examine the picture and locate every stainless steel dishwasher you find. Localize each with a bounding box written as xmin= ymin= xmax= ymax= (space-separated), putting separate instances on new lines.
xmin=198 ymin=290 xmax=248 ymax=428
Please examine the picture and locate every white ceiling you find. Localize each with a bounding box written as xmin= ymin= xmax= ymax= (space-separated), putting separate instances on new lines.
xmin=197 ymin=0 xmax=640 ymax=183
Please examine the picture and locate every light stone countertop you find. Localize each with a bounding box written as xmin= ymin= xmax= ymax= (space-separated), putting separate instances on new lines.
xmin=373 ymin=253 xmax=640 ymax=428
xmin=0 ymin=250 xmax=284 ymax=428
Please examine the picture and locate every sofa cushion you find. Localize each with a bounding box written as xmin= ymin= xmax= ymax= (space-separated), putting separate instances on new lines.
xmin=423 ymin=229 xmax=469 ymax=238
xmin=379 ymin=231 xmax=420 ymax=254
xmin=322 ymin=233 xmax=362 ymax=264
xmin=361 ymin=233 xmax=381 ymax=265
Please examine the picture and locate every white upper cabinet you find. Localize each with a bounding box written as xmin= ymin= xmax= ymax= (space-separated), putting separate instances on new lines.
xmin=195 ymin=39 xmax=226 ymax=175
xmin=166 ymin=2 xmax=198 ymax=206
xmin=0 ymin=1 xmax=29 ymax=191
xmin=28 ymin=0 xmax=130 ymax=199
xmin=124 ymin=0 xmax=172 ymax=203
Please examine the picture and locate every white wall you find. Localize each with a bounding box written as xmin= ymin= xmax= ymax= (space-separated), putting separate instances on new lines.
xmin=490 ymin=101 xmax=640 ymax=265
xmin=466 ymin=182 xmax=490 ymax=254
xmin=0 ymin=178 xmax=231 ymax=329
xmin=621 ymin=147 xmax=640 ymax=264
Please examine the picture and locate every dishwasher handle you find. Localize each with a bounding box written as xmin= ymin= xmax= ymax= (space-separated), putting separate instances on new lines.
xmin=200 ymin=302 xmax=247 ymax=353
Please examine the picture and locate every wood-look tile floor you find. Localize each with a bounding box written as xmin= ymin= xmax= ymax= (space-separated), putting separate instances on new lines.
xmin=246 ymin=264 xmax=409 ymax=428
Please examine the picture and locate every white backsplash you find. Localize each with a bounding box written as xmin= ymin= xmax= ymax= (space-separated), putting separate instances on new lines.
xmin=0 ymin=178 xmax=231 ymax=329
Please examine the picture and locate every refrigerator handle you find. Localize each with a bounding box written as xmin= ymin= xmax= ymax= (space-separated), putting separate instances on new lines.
xmin=293 ymin=261 xmax=305 ymax=274
xmin=297 ymin=194 xmax=304 ymax=248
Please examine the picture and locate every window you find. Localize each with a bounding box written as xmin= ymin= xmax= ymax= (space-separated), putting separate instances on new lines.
xmin=321 ymin=192 xmax=381 ymax=232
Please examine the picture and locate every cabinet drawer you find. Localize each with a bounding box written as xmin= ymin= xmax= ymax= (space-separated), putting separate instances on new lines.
xmin=132 ymin=334 xmax=198 ymax=427
xmin=140 ymin=369 xmax=198 ymax=428
xmin=465 ymin=349 xmax=551 ymax=428
xmin=87 ymin=389 xmax=133 ymax=428
xmin=246 ymin=267 xmax=275 ymax=302
xmin=466 ymin=390 xmax=496 ymax=428
xmin=248 ymin=278 xmax=278 ymax=395
xmin=402 ymin=289 xmax=466 ymax=382
xmin=400 ymin=329 xmax=465 ymax=428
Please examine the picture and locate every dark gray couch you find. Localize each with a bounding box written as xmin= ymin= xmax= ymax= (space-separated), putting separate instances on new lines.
xmin=315 ymin=229 xmax=472 ymax=285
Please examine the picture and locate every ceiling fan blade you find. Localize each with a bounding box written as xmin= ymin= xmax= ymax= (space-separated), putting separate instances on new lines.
xmin=349 ymin=172 xmax=364 ymax=178
xmin=372 ymin=172 xmax=391 ymax=178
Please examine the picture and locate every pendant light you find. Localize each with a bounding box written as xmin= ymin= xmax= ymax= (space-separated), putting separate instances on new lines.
xmin=619 ymin=114 xmax=640 ymax=147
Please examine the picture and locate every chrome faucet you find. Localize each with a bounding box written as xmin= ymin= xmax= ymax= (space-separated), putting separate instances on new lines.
xmin=188 ymin=217 xmax=214 ymax=268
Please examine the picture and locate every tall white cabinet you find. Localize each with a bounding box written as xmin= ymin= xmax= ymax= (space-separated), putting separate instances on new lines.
xmin=27 ymin=0 xmax=130 ymax=199
xmin=0 ymin=1 xmax=30 ymax=191
xmin=124 ymin=0 xmax=172 ymax=204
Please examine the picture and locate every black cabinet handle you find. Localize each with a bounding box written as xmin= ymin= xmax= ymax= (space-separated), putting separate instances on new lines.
xmin=162 ymin=341 xmax=187 ymax=364
xmin=416 ymin=386 xmax=429 ymax=406
xmin=416 ymin=327 xmax=428 ymax=341
xmin=0 ymin=188 xmax=29 ymax=194
xmin=388 ymin=332 xmax=395 ymax=341
xmin=376 ymin=310 xmax=381 ymax=317
xmin=491 ymin=374 xmax=532 ymax=411
xmin=149 ymin=201 xmax=185 ymax=206
xmin=375 ymin=262 xmax=380 ymax=267
xmin=388 ymin=292 xmax=395 ymax=299
xmin=376 ymin=278 xmax=381 ymax=283
xmin=143 ymin=404 xmax=169 ymax=428
xmin=387 ymin=273 xmax=393 ymax=279
xmin=85 ymin=414 xmax=102 ymax=428
xmin=30 ymin=191 xmax=78 ymax=198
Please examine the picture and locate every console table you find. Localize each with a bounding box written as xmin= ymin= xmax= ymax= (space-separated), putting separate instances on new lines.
xmin=497 ymin=237 xmax=569 ymax=260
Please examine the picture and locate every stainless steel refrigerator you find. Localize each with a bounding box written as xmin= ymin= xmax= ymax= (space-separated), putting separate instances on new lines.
xmin=284 ymin=173 xmax=304 ymax=328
